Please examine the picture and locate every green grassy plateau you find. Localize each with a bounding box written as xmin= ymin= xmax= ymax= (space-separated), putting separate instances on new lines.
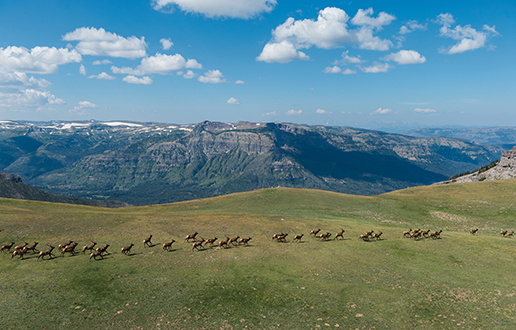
xmin=1 ymin=180 xmax=516 ymax=329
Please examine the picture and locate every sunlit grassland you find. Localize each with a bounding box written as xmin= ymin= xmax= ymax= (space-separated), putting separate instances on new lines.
xmin=1 ymin=180 xmax=516 ymax=329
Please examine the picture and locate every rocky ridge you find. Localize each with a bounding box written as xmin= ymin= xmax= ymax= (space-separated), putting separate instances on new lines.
xmin=440 ymin=146 xmax=516 ymax=184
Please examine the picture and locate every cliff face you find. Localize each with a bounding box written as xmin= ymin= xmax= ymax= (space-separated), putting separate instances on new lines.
xmin=0 ymin=120 xmax=504 ymax=205
xmin=441 ymin=146 xmax=516 ymax=184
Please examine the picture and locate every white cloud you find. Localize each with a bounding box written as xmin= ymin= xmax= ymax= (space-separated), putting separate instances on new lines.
xmin=355 ymin=27 xmax=393 ymax=51
xmin=399 ymin=20 xmax=427 ymax=35
xmin=0 ymin=89 xmax=64 ymax=108
xmin=395 ymin=20 xmax=427 ymax=47
xmin=272 ymin=8 xmax=354 ymax=50
xmin=342 ymin=68 xmax=357 ymax=75
xmin=334 ymin=50 xmax=363 ymax=64
xmin=256 ymin=40 xmax=309 ymax=63
xmin=70 ymin=100 xmax=96 ymax=114
xmin=435 ymin=13 xmax=455 ymax=27
xmin=198 ymin=70 xmax=226 ymax=84
xmin=351 ymin=8 xmax=395 ymax=28
xmin=360 ymin=62 xmax=392 ymax=73
xmin=63 ymin=27 xmax=147 ymax=59
xmin=436 ymin=13 xmax=500 ymax=54
xmin=258 ymin=7 xmax=395 ymax=63
xmin=0 ymin=72 xmax=51 ymax=89
xmin=323 ymin=66 xmax=357 ymax=75
xmin=111 ymin=53 xmax=202 ymax=75
xmin=415 ymin=108 xmax=437 ymax=113
xmin=227 ymin=97 xmax=240 ymax=105
xmin=160 ymin=38 xmax=173 ymax=50
xmin=123 ymin=75 xmax=153 ymax=85
xmin=324 ymin=66 xmax=342 ymax=74
xmin=316 ymin=109 xmax=331 ymax=114
xmin=371 ymin=107 xmax=392 ymax=115
xmin=0 ymin=46 xmax=82 ymax=74
xmin=183 ymin=70 xmax=196 ymax=79
xmin=235 ymin=80 xmax=245 ymax=84
xmin=287 ymin=109 xmax=302 ymax=115
xmin=79 ymin=100 xmax=97 ymax=108
xmin=382 ymin=50 xmax=426 ymax=64
xmin=151 ymin=0 xmax=277 ymax=19
xmin=88 ymin=72 xmax=116 ymax=80
xmin=92 ymin=59 xmax=112 ymax=65
xmin=79 ymin=64 xmax=86 ymax=75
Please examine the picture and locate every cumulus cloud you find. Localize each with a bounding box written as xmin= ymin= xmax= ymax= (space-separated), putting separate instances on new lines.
xmin=360 ymin=62 xmax=392 ymax=73
xmin=324 ymin=66 xmax=342 ymax=74
xmin=88 ymin=72 xmax=116 ymax=80
xmin=0 ymin=89 xmax=64 ymax=108
xmin=151 ymin=0 xmax=277 ymax=19
xmin=334 ymin=50 xmax=363 ymax=65
xmin=92 ymin=59 xmax=112 ymax=65
xmin=287 ymin=109 xmax=302 ymax=115
xmin=198 ymin=70 xmax=226 ymax=84
xmin=257 ymin=7 xmax=395 ymax=63
xmin=69 ymin=100 xmax=97 ymax=114
xmin=0 ymin=72 xmax=51 ymax=89
xmin=182 ymin=70 xmax=196 ymax=79
xmin=414 ymin=108 xmax=437 ymax=113
xmin=111 ymin=53 xmax=202 ymax=75
xmin=323 ymin=66 xmax=357 ymax=75
xmin=399 ymin=20 xmax=427 ymax=35
xmin=436 ymin=13 xmax=500 ymax=54
xmin=63 ymin=27 xmax=147 ymax=59
xmin=227 ymin=97 xmax=240 ymax=105
xmin=371 ymin=107 xmax=392 ymax=115
xmin=382 ymin=50 xmax=426 ymax=64
xmin=0 ymin=46 xmax=81 ymax=74
xmin=79 ymin=100 xmax=97 ymax=108
xmin=351 ymin=8 xmax=395 ymax=28
xmin=160 ymin=38 xmax=173 ymax=50
xmin=123 ymin=75 xmax=153 ymax=85
xmin=256 ymin=40 xmax=309 ymax=63
xmin=79 ymin=64 xmax=86 ymax=75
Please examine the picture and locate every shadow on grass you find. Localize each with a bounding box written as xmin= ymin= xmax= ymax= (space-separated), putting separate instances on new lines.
xmin=144 ymin=243 xmax=159 ymax=248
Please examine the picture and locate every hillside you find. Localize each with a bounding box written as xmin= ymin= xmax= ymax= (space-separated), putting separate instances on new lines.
xmin=440 ymin=145 xmax=516 ymax=184
xmin=1 ymin=181 xmax=516 ymax=329
xmin=0 ymin=120 xmax=503 ymax=205
xmin=0 ymin=172 xmax=128 ymax=207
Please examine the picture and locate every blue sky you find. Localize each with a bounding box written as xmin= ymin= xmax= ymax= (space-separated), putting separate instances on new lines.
xmin=0 ymin=0 xmax=514 ymax=130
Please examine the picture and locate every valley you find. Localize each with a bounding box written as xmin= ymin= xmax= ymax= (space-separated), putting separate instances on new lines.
xmin=0 ymin=120 xmax=505 ymax=205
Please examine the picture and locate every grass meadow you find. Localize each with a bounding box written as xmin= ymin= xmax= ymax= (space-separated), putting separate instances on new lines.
xmin=1 ymin=180 xmax=516 ymax=329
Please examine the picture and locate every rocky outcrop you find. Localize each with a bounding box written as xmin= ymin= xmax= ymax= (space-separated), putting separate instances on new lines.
xmin=440 ymin=146 xmax=516 ymax=184
xmin=0 ymin=172 xmax=23 ymax=183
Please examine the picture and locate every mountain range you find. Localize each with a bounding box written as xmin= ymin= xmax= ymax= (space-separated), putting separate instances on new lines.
xmin=0 ymin=120 xmax=510 ymax=206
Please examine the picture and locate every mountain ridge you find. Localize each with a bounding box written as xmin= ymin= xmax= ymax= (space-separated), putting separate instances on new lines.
xmin=0 ymin=120 xmax=506 ymax=205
